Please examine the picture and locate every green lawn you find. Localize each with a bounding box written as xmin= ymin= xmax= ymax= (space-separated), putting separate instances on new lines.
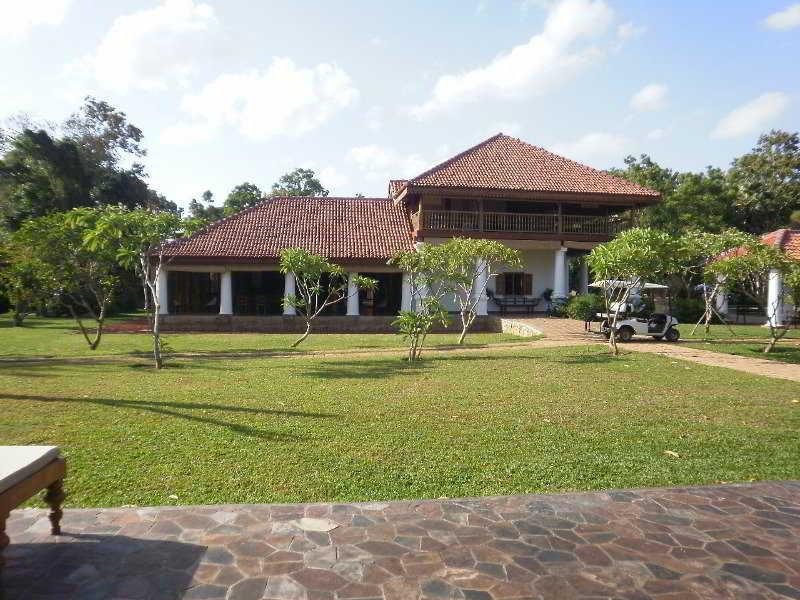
xmin=1 ymin=340 xmax=798 ymax=508
xmin=0 ymin=315 xmax=527 ymax=358
xmin=682 ymin=323 xmax=800 ymax=340
xmin=684 ymin=340 xmax=800 ymax=364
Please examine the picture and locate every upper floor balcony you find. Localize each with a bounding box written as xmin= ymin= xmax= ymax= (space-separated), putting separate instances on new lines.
xmin=414 ymin=207 xmax=631 ymax=239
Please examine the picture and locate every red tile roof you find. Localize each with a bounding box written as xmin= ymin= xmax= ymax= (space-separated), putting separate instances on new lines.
xmin=405 ymin=133 xmax=659 ymax=199
xmin=762 ymin=229 xmax=800 ymax=260
xmin=388 ymin=179 xmax=408 ymax=199
xmin=162 ymin=197 xmax=414 ymax=262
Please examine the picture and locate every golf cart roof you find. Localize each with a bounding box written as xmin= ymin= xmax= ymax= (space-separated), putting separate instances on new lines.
xmin=589 ymin=280 xmax=669 ymax=290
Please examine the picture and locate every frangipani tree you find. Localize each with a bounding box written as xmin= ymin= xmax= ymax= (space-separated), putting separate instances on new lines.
xmin=438 ymin=238 xmax=522 ymax=345
xmin=389 ymin=243 xmax=451 ymax=361
xmin=16 ymin=211 xmax=118 ymax=349
xmin=280 ymin=248 xmax=377 ymax=348
xmin=74 ymin=206 xmax=182 ymax=368
xmin=678 ymin=229 xmax=750 ymax=338
xmin=586 ymin=228 xmax=680 ymax=355
xmin=707 ymin=237 xmax=797 ymax=353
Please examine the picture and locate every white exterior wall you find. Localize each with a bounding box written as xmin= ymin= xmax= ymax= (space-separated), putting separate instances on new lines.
xmin=438 ymin=249 xmax=557 ymax=312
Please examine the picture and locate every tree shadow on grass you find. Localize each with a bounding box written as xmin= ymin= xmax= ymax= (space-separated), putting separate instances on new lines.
xmin=300 ymin=358 xmax=434 ymax=380
xmin=2 ymin=533 xmax=205 ymax=599
xmin=3 ymin=393 xmax=333 ymax=441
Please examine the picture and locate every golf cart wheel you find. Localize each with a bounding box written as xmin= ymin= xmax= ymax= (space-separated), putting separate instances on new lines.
xmin=617 ymin=326 xmax=634 ymax=343
xmin=665 ymin=327 xmax=680 ymax=342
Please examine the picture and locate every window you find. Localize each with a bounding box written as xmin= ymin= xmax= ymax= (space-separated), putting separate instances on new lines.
xmin=496 ymin=272 xmax=532 ymax=296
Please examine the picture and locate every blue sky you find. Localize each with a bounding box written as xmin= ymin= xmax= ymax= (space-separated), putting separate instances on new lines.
xmin=1 ymin=0 xmax=799 ymax=210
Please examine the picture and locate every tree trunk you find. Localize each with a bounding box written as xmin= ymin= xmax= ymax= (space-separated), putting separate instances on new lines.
xmin=458 ymin=311 xmax=469 ymax=345
xmin=764 ymin=335 xmax=778 ymax=353
xmin=291 ymin=321 xmax=312 ymax=348
xmin=152 ymin=305 xmax=163 ymax=369
xmin=12 ymin=304 xmax=25 ymax=326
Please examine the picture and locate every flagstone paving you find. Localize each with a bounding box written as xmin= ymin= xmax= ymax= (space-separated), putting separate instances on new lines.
xmin=3 ymin=481 xmax=800 ymax=599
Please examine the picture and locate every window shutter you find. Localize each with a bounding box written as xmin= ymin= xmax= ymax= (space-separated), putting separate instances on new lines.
xmin=523 ymin=274 xmax=533 ymax=295
xmin=496 ymin=274 xmax=506 ymax=295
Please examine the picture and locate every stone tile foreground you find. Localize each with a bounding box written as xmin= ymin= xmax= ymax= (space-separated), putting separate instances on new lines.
xmin=3 ymin=482 xmax=800 ymax=599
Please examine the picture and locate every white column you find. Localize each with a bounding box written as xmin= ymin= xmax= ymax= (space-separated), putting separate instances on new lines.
xmin=766 ymin=269 xmax=784 ymax=327
xmin=475 ymin=259 xmax=488 ymax=316
xmin=416 ymin=282 xmax=429 ymax=312
xmin=715 ymin=276 xmax=728 ymax=315
xmin=400 ymin=273 xmax=412 ymax=312
xmin=156 ymin=268 xmax=169 ymax=315
xmin=553 ymin=247 xmax=569 ymax=300
xmin=346 ymin=272 xmax=360 ymax=316
xmin=219 ymin=271 xmax=233 ymax=315
xmin=578 ymin=259 xmax=589 ymax=295
xmin=283 ymin=272 xmax=296 ymax=316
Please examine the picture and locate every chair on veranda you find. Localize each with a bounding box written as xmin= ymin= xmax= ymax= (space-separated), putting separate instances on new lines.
xmin=0 ymin=446 xmax=66 ymax=571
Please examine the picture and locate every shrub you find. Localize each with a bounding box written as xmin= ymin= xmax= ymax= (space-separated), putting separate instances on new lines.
xmin=562 ymin=294 xmax=603 ymax=320
xmin=672 ymin=298 xmax=705 ymax=323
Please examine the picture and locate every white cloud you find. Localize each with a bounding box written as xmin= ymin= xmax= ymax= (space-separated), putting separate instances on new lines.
xmin=162 ymin=58 xmax=359 ymax=143
xmin=710 ymin=92 xmax=790 ymax=139
xmin=616 ymin=21 xmax=646 ymax=41
xmin=763 ymin=4 xmax=800 ymax=30
xmin=67 ymin=0 xmax=217 ymax=93
xmin=551 ymin=132 xmax=632 ymax=166
xmin=0 ymin=0 xmax=71 ymax=42
xmin=630 ymin=83 xmax=668 ymax=111
xmin=319 ymin=166 xmax=350 ymax=192
xmin=409 ymin=0 xmax=615 ymax=118
xmin=646 ymin=128 xmax=665 ymax=140
xmin=347 ymin=145 xmax=438 ymax=182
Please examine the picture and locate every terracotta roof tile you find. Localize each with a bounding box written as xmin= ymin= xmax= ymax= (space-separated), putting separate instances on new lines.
xmin=163 ymin=197 xmax=414 ymax=261
xmin=407 ymin=133 xmax=659 ymax=198
xmin=762 ymin=229 xmax=800 ymax=260
xmin=388 ymin=179 xmax=408 ymax=199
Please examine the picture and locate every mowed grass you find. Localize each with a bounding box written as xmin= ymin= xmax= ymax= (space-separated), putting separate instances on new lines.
xmin=682 ymin=323 xmax=800 ymax=340
xmin=1 ymin=344 xmax=798 ymax=508
xmin=0 ymin=315 xmax=527 ymax=358
xmin=683 ymin=340 xmax=800 ymax=364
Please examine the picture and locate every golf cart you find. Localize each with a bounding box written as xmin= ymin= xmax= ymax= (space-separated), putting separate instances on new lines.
xmin=589 ymin=280 xmax=681 ymax=342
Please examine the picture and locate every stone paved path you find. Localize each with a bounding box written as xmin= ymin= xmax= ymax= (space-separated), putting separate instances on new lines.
xmin=3 ymin=482 xmax=800 ymax=599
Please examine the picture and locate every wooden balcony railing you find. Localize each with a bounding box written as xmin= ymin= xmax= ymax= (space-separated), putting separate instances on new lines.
xmin=420 ymin=210 xmax=625 ymax=236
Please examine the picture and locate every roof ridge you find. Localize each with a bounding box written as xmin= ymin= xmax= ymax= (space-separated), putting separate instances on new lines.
xmin=408 ymin=133 xmax=507 ymax=184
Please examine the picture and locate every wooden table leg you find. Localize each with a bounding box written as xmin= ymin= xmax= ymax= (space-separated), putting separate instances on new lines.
xmin=43 ymin=480 xmax=64 ymax=535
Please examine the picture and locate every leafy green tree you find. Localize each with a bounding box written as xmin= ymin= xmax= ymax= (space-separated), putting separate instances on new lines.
xmin=16 ymin=211 xmax=119 ymax=348
xmin=77 ymin=207 xmax=182 ymax=368
xmin=185 ymin=190 xmax=224 ymax=232
xmin=63 ymin=96 xmax=145 ymax=172
xmin=0 ymin=129 xmax=92 ymax=227
xmin=271 ymin=168 xmax=329 ymax=197
xmin=707 ymin=237 xmax=797 ymax=353
xmin=608 ymin=154 xmax=679 ymax=196
xmin=586 ymin=228 xmax=680 ymax=355
xmin=729 ymin=130 xmax=800 ymax=233
xmin=678 ymin=229 xmax=750 ymax=337
xmin=389 ymin=244 xmax=452 ymax=361
xmin=280 ymin=248 xmax=377 ymax=348
xmin=224 ymin=182 xmax=263 ymax=214
xmin=0 ymin=239 xmax=58 ymax=326
xmin=436 ymin=238 xmax=522 ymax=344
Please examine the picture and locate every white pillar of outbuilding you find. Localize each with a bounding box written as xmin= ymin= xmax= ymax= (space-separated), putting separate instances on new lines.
xmin=283 ymin=272 xmax=296 ymax=316
xmin=715 ymin=275 xmax=729 ymax=315
xmin=475 ymin=259 xmax=488 ymax=316
xmin=346 ymin=272 xmax=360 ymax=316
xmin=156 ymin=268 xmax=169 ymax=315
xmin=400 ymin=272 xmax=412 ymax=312
xmin=766 ymin=268 xmax=785 ymax=327
xmin=219 ymin=271 xmax=233 ymax=315
xmin=553 ymin=247 xmax=569 ymax=300
xmin=578 ymin=259 xmax=589 ymax=295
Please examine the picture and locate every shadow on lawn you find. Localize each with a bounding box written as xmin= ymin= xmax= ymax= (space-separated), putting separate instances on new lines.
xmin=301 ymin=358 xmax=434 ymax=380
xmin=3 ymin=393 xmax=332 ymax=441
